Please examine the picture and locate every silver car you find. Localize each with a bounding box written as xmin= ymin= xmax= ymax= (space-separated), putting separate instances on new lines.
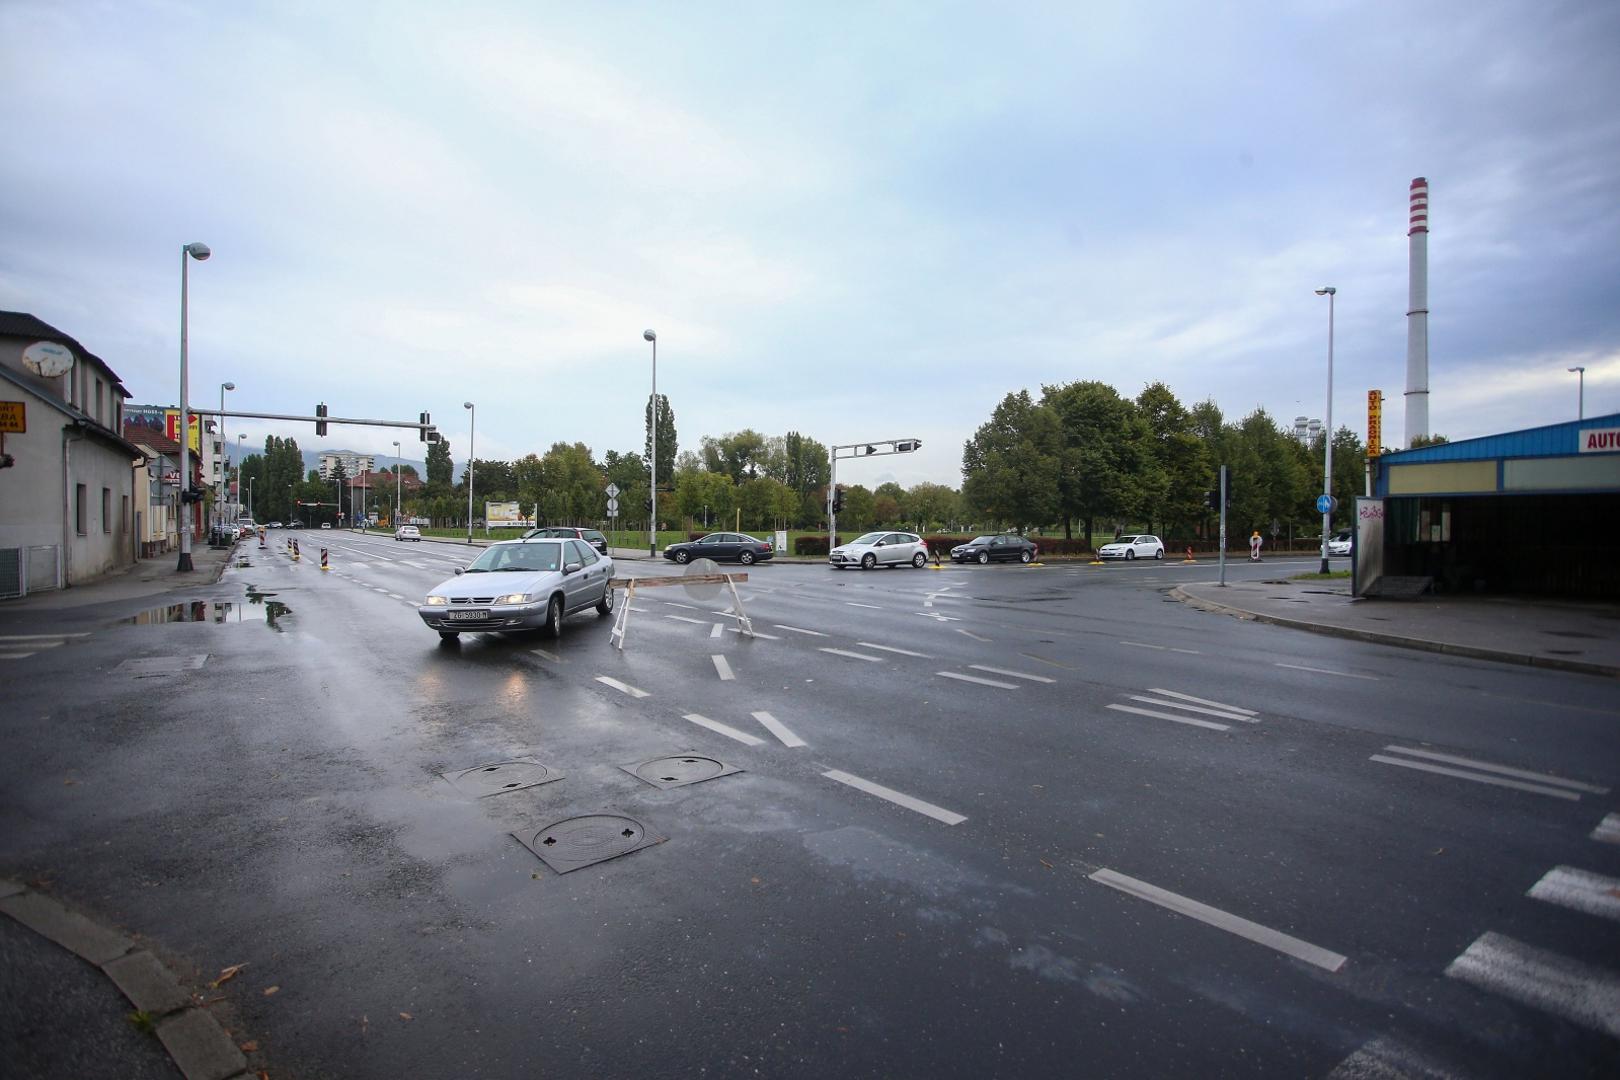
xmin=829 ymin=531 xmax=929 ymax=570
xmin=418 ymin=538 xmax=614 ymax=641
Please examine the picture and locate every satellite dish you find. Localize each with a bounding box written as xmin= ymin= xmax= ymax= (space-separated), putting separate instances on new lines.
xmin=683 ymin=557 xmax=723 ymax=602
xmin=22 ymin=341 xmax=73 ymax=378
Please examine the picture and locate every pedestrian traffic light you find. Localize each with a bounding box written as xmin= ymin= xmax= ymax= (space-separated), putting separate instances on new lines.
xmin=831 ymin=486 xmax=845 ymax=513
xmin=419 ymin=412 xmax=430 ymax=442
xmin=316 ymin=402 xmax=328 ymax=436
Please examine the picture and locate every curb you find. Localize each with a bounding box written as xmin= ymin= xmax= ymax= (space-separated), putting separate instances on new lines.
xmin=1170 ymin=587 xmax=1620 ymax=678
xmin=0 ymin=880 xmax=256 ymax=1080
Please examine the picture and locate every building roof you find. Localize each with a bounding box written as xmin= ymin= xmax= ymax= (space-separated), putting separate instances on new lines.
xmin=0 ymin=310 xmax=130 ymax=398
xmin=1379 ymin=412 xmax=1620 ymax=464
xmin=126 ymin=426 xmax=183 ymax=455
xmin=0 ymin=363 xmax=146 ymax=459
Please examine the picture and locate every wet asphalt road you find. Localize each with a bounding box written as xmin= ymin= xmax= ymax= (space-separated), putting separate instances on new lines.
xmin=2 ymin=536 xmax=1618 ymax=1078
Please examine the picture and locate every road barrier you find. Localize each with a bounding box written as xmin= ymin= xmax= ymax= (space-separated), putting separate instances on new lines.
xmin=608 ymin=571 xmax=753 ymax=651
xmin=1184 ymin=546 xmax=1196 ymax=563
xmin=321 ymin=548 xmax=329 ymax=572
xmin=292 ymin=538 xmax=300 ymax=561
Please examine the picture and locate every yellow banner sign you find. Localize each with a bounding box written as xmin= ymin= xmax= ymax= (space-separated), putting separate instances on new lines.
xmin=1367 ymin=390 xmax=1382 ymax=458
xmin=0 ymin=401 xmax=24 ymax=433
xmin=164 ymin=409 xmax=202 ymax=452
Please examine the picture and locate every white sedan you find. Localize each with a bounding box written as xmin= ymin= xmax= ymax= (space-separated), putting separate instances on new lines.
xmin=419 ymin=538 xmax=615 ymax=641
xmin=1097 ymin=534 xmax=1165 ymax=561
xmin=395 ymin=525 xmax=421 ymax=541
xmin=1328 ymin=531 xmax=1353 ymax=556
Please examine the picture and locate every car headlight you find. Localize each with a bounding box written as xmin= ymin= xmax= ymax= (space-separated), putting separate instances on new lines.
xmin=425 ymin=595 xmax=449 ymax=606
xmin=496 ymin=593 xmax=529 ymax=605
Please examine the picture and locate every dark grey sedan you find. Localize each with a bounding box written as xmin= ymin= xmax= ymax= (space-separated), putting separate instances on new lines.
xmin=950 ymin=534 xmax=1038 ymax=564
xmin=662 ymin=532 xmax=774 ymax=565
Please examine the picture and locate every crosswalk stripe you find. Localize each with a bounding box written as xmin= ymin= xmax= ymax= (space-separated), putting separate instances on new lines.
xmin=711 ymin=655 xmax=735 ymax=681
xmin=774 ymin=624 xmax=828 ymax=637
xmin=1369 ymin=755 xmax=1581 ymax=801
xmin=1107 ymin=703 xmax=1230 ymax=732
xmin=969 ymin=664 xmax=1054 ymax=684
xmin=936 ymin=671 xmax=1018 ymax=690
xmin=1128 ymin=696 xmax=1256 ymax=722
xmin=1146 ymin=688 xmax=1256 ymax=716
xmin=1593 ymin=813 xmax=1620 ymax=845
xmin=820 ymin=648 xmax=883 ymax=662
xmin=1380 ymin=745 xmax=1607 ymax=794
xmin=1446 ymin=931 xmax=1620 ymax=1038
xmin=683 ymin=712 xmax=764 ymax=746
xmin=752 ymin=711 xmax=805 ymax=748
xmin=594 ymin=675 xmax=649 ymax=699
xmin=857 ymin=642 xmax=933 ymax=659
xmin=1527 ymin=866 xmax=1620 ymax=922
xmin=664 ymin=615 xmax=707 ymax=625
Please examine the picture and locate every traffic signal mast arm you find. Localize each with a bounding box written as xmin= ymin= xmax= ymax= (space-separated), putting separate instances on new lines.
xmin=186 ymin=407 xmax=440 ymax=441
xmin=827 ymin=436 xmax=922 ymax=545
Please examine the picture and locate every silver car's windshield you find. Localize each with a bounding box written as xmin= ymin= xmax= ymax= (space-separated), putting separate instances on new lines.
xmin=465 ymin=542 xmax=563 ymax=573
xmin=853 ymin=532 xmax=887 ymax=545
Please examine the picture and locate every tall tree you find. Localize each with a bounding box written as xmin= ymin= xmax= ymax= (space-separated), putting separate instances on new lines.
xmin=961 ymin=390 xmax=1062 ymax=531
xmin=782 ymin=431 xmax=830 ymax=495
xmin=904 ymin=482 xmax=960 ymax=531
xmin=426 ymin=438 xmax=453 ymax=489
xmin=645 ymin=394 xmax=677 ymax=489
xmin=1041 ymin=380 xmax=1149 ymax=542
xmin=1135 ymin=382 xmax=1211 ymax=538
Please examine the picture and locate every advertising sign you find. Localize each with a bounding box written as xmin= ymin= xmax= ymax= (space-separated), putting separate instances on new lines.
xmin=1577 ymin=426 xmax=1620 ymax=453
xmin=485 ymin=501 xmax=534 ymax=528
xmin=1366 ymin=390 xmax=1382 ymax=458
xmin=0 ymin=401 xmax=25 ymax=433
xmin=164 ymin=409 xmax=202 ymax=452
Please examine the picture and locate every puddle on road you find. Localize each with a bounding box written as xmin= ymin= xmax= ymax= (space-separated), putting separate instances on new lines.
xmin=128 ymin=587 xmax=293 ymax=631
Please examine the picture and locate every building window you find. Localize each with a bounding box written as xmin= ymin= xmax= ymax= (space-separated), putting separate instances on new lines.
xmin=103 ymin=488 xmax=112 ymax=533
xmin=76 ymin=484 xmax=87 ymax=535
xmin=95 ymin=379 xmax=104 ymax=425
xmin=122 ymin=494 xmax=130 ymax=535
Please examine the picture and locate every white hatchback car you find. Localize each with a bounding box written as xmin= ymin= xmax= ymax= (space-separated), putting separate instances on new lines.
xmin=829 ymin=531 xmax=929 ymax=570
xmin=1328 ymin=530 xmax=1353 ymax=556
xmin=1097 ymin=534 xmax=1165 ymax=560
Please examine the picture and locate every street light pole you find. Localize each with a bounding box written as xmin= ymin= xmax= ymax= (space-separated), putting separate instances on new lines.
xmin=176 ymin=241 xmax=210 ymax=571
xmin=392 ymin=439 xmax=401 ymax=527
xmin=1568 ymin=366 xmax=1586 ymax=420
xmin=463 ymin=402 xmax=475 ymax=542
xmin=644 ymin=329 xmax=658 ymax=556
xmin=236 ymin=433 xmax=245 ymax=522
xmin=1315 ymin=286 xmax=1336 ymax=574
xmin=215 ymin=382 xmax=234 ymax=528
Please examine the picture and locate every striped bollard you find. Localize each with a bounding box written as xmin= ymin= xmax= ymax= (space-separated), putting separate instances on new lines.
xmin=321 ymin=548 xmax=329 ymax=571
xmin=292 ymin=538 xmax=300 ymax=561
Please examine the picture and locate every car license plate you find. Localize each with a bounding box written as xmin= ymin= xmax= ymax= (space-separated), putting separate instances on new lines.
xmin=447 ymin=610 xmax=489 ymax=621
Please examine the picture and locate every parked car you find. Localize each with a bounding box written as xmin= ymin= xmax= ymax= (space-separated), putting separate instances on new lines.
xmin=829 ymin=531 xmax=929 ymax=570
xmin=1097 ymin=534 xmax=1165 ymax=561
xmin=950 ymin=534 xmax=1038 ymax=564
xmin=418 ymin=538 xmax=614 ymax=641
xmin=395 ymin=525 xmax=422 ymax=542
xmin=268 ymin=521 xmax=283 ymax=529
xmin=1328 ymin=530 xmax=1353 ymax=556
xmin=662 ymin=532 xmax=774 ymax=565
xmin=320 ymin=522 xmax=332 ymax=530
xmin=523 ymin=526 xmax=608 ymax=555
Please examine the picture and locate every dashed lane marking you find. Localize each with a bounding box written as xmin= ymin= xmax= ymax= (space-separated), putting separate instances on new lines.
xmin=1275 ymin=662 xmax=1380 ymax=681
xmin=594 ymin=675 xmax=649 ymax=699
xmin=955 ymin=628 xmax=990 ymax=642
xmin=665 ymin=615 xmax=707 ymax=625
xmin=822 ymin=769 xmax=966 ymax=826
xmin=857 ymin=642 xmax=933 ymax=659
xmin=820 ymin=647 xmax=883 ymax=662
xmin=1446 ymin=932 xmax=1620 ymax=1038
xmin=1367 ymin=755 xmax=1580 ymax=800
xmin=1594 ymin=813 xmax=1620 ymax=845
xmin=1106 ymin=704 xmax=1230 ymax=732
xmin=845 ymin=602 xmax=883 ymax=609
xmin=774 ymin=624 xmax=828 ymax=637
xmin=387 ymin=593 xmax=405 ymax=600
xmin=710 ymin=622 xmax=723 ymax=638
xmin=969 ymin=664 xmax=1054 ymax=684
xmin=1527 ymin=866 xmax=1620 ymax=922
xmin=400 ymin=560 xmax=428 ymax=569
xmin=1146 ymin=688 xmax=1257 ymax=717
xmin=712 ymin=655 xmax=735 ymax=681
xmin=0 ymin=633 xmax=90 ymax=640
xmin=1377 ymin=745 xmax=1607 ymax=794
xmin=1120 ymin=640 xmax=1201 ymax=654
xmin=0 ymin=652 xmax=37 ymax=659
xmin=751 ymin=711 xmax=805 ymax=748
xmin=1089 ymin=868 xmax=1347 ymax=973
xmin=683 ymin=712 xmax=765 ymax=746
xmin=1021 ymin=652 xmax=1078 ymax=670
xmin=727 ymin=627 xmax=781 ymax=639
xmin=663 ymin=601 xmax=699 ymax=610
xmin=936 ymin=671 xmax=1019 ymax=690
xmin=0 ymin=639 xmax=62 ymax=649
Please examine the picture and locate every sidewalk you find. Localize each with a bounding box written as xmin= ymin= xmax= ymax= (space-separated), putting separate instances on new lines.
xmin=1 ymin=542 xmax=237 ymax=614
xmin=1174 ymin=577 xmax=1620 ymax=678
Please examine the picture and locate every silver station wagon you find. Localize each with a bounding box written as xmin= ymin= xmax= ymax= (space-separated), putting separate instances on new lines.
xmin=418 ymin=538 xmax=614 ymax=641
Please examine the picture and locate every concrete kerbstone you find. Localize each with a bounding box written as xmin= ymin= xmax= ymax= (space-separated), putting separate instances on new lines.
xmin=103 ymin=949 xmax=193 ymax=1016
xmin=156 ymin=1007 xmax=249 ymax=1080
xmin=0 ymin=890 xmax=134 ymax=966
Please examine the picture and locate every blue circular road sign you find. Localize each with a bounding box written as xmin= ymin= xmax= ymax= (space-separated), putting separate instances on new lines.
xmin=1315 ymin=494 xmax=1337 ymax=514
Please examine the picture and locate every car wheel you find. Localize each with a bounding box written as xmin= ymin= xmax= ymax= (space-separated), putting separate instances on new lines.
xmin=543 ymin=595 xmax=563 ymax=638
xmin=674 ymin=550 xmax=690 ymax=564
xmin=739 ymin=551 xmax=755 ymax=565
xmin=596 ymin=583 xmax=615 ymax=616
xmin=1154 ymin=548 xmax=1164 ymax=560
xmin=861 ymin=553 xmax=877 ymax=570
xmin=1019 ymin=550 xmax=1032 ymax=563
xmin=437 ymin=631 xmax=459 ymax=641
xmin=977 ymin=551 xmax=989 ymax=564
xmin=1127 ymin=550 xmax=1138 ymax=560
xmin=912 ymin=552 xmax=926 ymax=568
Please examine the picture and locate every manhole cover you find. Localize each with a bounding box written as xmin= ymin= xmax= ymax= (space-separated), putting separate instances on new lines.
xmin=114 ymin=654 xmax=208 ymax=677
xmin=622 ymin=754 xmax=741 ymax=790
xmin=445 ymin=759 xmax=563 ymax=798
xmin=513 ymin=814 xmax=664 ymax=874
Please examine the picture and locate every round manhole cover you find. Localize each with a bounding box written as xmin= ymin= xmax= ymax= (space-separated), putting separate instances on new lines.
xmin=447 ymin=759 xmax=561 ymax=798
xmin=637 ymin=756 xmax=726 ymax=786
xmin=520 ymin=814 xmax=662 ymax=873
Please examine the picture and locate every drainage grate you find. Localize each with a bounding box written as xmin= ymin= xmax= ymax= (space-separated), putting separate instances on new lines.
xmin=622 ymin=754 xmax=741 ymax=790
xmin=512 ymin=814 xmax=664 ymax=874
xmin=114 ymin=654 xmax=208 ymax=677
xmin=445 ymin=759 xmax=563 ymax=798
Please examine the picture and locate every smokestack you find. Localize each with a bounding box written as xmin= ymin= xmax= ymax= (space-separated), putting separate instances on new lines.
xmin=1405 ymin=177 xmax=1430 ymax=445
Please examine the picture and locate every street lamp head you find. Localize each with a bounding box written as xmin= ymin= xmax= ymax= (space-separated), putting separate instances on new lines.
xmin=463 ymin=401 xmax=473 ymax=410
xmin=1315 ymin=286 xmax=1336 ymax=296
xmin=643 ymin=329 xmax=656 ymax=342
xmin=223 ymin=381 xmax=235 ymax=391
xmin=184 ymin=242 xmax=211 ymax=261
xmin=1568 ymin=366 xmax=1585 ymax=374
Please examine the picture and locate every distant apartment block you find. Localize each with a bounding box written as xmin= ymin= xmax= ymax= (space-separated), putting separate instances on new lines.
xmin=319 ymin=452 xmax=375 ymax=480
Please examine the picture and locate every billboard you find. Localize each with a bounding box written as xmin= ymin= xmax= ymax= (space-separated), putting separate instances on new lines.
xmin=164 ymin=409 xmax=202 ymax=452
xmin=1367 ymin=390 xmax=1382 ymax=458
xmin=485 ymin=501 xmax=534 ymax=527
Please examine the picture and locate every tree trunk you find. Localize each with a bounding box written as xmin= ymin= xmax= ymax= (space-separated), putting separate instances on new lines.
xmin=1063 ymin=516 xmax=1072 ymax=540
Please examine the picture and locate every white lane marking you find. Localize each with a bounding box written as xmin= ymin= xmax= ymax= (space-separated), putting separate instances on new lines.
xmin=664 ymin=615 xmax=707 ymax=625
xmin=845 ymin=602 xmax=883 ymax=609
xmin=683 ymin=712 xmax=764 ymax=746
xmin=937 ymin=671 xmax=1019 ymax=690
xmin=1089 ymin=868 xmax=1346 ymax=973
xmin=857 ymin=642 xmax=934 ymax=659
xmin=1275 ymin=662 xmax=1380 ymax=681
xmin=387 ymin=593 xmax=405 ymax=600
xmin=0 ymin=639 xmax=63 ymax=649
xmin=774 ymin=624 xmax=828 ymax=637
xmin=349 ymin=563 xmax=371 ymax=570
xmin=955 ymin=628 xmax=990 ymax=642
xmin=0 ymin=633 xmax=90 ymax=640
xmin=1367 ymin=755 xmax=1580 ymax=800
xmin=710 ymin=608 xmax=735 ymax=616
xmin=663 ymin=601 xmax=699 ymax=610
xmin=751 ymin=711 xmax=805 ymax=748
xmin=1128 ymin=696 xmax=1257 ymax=723
xmin=629 ymin=605 xmax=651 ymax=613
xmin=532 ymin=648 xmax=560 ymax=662
xmin=1446 ymin=931 xmax=1620 ymax=1038
xmin=1528 ymin=866 xmax=1620 ymax=922
xmin=727 ymin=627 xmax=780 ymax=639
xmin=1380 ymin=745 xmax=1608 ymax=794
xmin=372 ymin=587 xmax=389 ymax=593
xmin=399 ymin=559 xmax=428 ymax=568
xmin=0 ymin=651 xmax=37 ymax=659
xmin=1147 ymin=689 xmax=1257 ymax=716
xmin=820 ymin=647 xmax=883 ymax=663
xmin=822 ymin=769 xmax=966 ymax=826
xmin=969 ymin=664 xmax=1055 ymax=684
xmin=1326 ymin=1037 xmax=1457 ymax=1080
xmin=915 ymin=611 xmax=960 ymax=622
xmin=364 ymin=551 xmax=395 ymax=562
xmin=1106 ymin=704 xmax=1230 ymax=732
xmin=712 ymin=655 xmax=735 ymax=681
xmin=1121 ymin=640 xmax=1166 ymax=650
xmin=710 ymin=622 xmax=723 ymax=638
xmin=594 ymin=675 xmax=649 ymax=699
xmin=1594 ymin=813 xmax=1620 ymax=845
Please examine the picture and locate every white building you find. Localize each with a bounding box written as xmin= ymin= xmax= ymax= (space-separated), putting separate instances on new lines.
xmin=0 ymin=312 xmax=145 ymax=596
xmin=319 ymin=451 xmax=375 ymax=480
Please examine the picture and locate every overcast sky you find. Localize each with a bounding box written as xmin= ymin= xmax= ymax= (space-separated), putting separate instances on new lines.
xmin=3 ymin=1 xmax=1616 ymax=485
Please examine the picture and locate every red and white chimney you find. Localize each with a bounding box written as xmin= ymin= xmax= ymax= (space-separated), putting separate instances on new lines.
xmin=1405 ymin=177 xmax=1430 ymax=445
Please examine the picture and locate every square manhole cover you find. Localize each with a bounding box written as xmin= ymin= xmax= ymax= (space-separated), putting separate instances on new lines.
xmin=444 ymin=759 xmax=563 ymax=798
xmin=512 ymin=814 xmax=665 ymax=874
xmin=621 ymin=754 xmax=741 ymax=790
xmin=114 ymin=654 xmax=208 ymax=677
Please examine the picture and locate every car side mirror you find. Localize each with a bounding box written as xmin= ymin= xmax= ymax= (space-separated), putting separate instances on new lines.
xmin=454 ymin=567 xmax=464 ymax=575
xmin=564 ymin=561 xmax=583 ymax=574
xmin=875 ymin=541 xmax=885 ymax=546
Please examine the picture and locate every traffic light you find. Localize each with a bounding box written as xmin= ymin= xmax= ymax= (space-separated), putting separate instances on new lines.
xmin=831 ymin=486 xmax=845 ymax=513
xmin=181 ymin=486 xmax=204 ymax=504
xmin=896 ymin=440 xmax=921 ymax=453
xmin=644 ymin=496 xmax=653 ymax=513
xmin=1204 ymin=490 xmax=1219 ymax=510
xmin=419 ymin=412 xmax=430 ymax=442
xmin=316 ymin=402 xmax=328 ymax=436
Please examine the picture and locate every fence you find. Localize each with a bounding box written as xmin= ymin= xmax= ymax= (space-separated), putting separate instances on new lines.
xmin=0 ymin=545 xmax=62 ymax=599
